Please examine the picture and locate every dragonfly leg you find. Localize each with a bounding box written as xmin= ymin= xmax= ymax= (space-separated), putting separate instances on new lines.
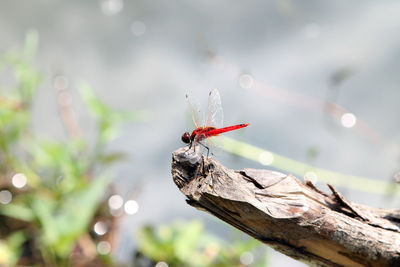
xmin=185 ymin=140 xmax=196 ymax=154
xmin=188 ymin=140 xmax=193 ymax=149
xmin=196 ymin=141 xmax=211 ymax=175
xmin=185 ymin=143 xmax=191 ymax=153
xmin=197 ymin=141 xmax=210 ymax=158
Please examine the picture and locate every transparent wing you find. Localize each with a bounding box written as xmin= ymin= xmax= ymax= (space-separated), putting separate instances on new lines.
xmin=186 ymin=91 xmax=203 ymax=128
xmin=203 ymin=135 xmax=223 ymax=157
xmin=205 ymin=88 xmax=223 ymax=128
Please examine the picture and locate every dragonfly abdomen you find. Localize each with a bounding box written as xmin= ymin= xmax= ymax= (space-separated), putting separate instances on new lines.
xmin=204 ymin=123 xmax=250 ymax=137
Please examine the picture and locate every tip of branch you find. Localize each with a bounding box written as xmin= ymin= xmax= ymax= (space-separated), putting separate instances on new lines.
xmin=171 ymin=147 xmax=206 ymax=189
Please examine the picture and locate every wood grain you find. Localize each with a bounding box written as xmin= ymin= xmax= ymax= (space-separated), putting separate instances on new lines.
xmin=171 ymin=147 xmax=400 ymax=267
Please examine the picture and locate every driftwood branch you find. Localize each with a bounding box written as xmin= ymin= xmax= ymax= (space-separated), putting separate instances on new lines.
xmin=171 ymin=147 xmax=400 ymax=267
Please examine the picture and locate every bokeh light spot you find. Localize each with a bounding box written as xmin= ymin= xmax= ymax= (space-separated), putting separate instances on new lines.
xmin=240 ymin=251 xmax=254 ymax=266
xmin=238 ymin=74 xmax=254 ymax=89
xmin=53 ymin=75 xmax=69 ymax=90
xmin=258 ymin=151 xmax=274 ymax=166
xmin=155 ymin=262 xmax=168 ymax=267
xmin=108 ymin=194 xmax=123 ymax=210
xmin=101 ymin=0 xmax=124 ymax=16
xmin=12 ymin=173 xmax=27 ymax=188
xmin=94 ymin=221 xmax=108 ymax=236
xmin=0 ymin=190 xmax=12 ymax=204
xmin=124 ymin=200 xmax=139 ymax=215
xmin=97 ymin=241 xmax=111 ymax=255
xmin=341 ymin=113 xmax=357 ymax=128
xmin=131 ymin=21 xmax=146 ymax=36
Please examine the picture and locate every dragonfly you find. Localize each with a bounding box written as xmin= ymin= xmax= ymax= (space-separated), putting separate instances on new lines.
xmin=181 ymin=88 xmax=249 ymax=157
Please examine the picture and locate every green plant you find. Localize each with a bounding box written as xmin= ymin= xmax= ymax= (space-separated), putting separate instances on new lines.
xmin=136 ymin=220 xmax=268 ymax=267
xmin=0 ymin=31 xmax=144 ymax=266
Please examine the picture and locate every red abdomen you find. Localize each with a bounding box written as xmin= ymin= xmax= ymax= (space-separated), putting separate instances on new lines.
xmin=204 ymin=123 xmax=249 ymax=138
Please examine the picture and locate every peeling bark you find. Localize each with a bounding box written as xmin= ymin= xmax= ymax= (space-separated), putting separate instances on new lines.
xmin=171 ymin=147 xmax=400 ymax=267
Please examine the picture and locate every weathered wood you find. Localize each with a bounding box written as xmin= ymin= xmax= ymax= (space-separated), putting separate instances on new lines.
xmin=171 ymin=147 xmax=400 ymax=267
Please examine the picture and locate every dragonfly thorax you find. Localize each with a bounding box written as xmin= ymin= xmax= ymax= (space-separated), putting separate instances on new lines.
xmin=192 ymin=127 xmax=217 ymax=142
xmin=182 ymin=127 xmax=217 ymax=145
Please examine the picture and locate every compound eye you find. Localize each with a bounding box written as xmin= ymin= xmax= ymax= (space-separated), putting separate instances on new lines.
xmin=181 ymin=132 xmax=190 ymax=144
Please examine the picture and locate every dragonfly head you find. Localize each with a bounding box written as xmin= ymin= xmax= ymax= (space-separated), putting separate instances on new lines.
xmin=181 ymin=132 xmax=191 ymax=144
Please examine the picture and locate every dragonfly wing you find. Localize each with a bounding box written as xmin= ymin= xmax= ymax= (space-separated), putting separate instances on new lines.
xmin=205 ymin=88 xmax=223 ymax=128
xmin=186 ymin=91 xmax=203 ymax=128
xmin=203 ymin=135 xmax=223 ymax=157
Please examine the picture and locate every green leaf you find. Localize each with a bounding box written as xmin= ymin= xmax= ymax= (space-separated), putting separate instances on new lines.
xmin=99 ymin=151 xmax=128 ymax=165
xmin=52 ymin=174 xmax=112 ymax=257
xmin=78 ymin=83 xmax=109 ymax=119
xmin=24 ymin=139 xmax=89 ymax=191
xmin=174 ymin=220 xmax=203 ymax=261
xmin=0 ymin=203 xmax=35 ymax=222
xmin=79 ymin=82 xmax=147 ymax=144
xmin=0 ymin=231 xmax=26 ymax=266
xmin=137 ymin=220 xmax=268 ymax=267
xmin=27 ymin=175 xmax=111 ymax=258
xmin=30 ymin=195 xmax=59 ymax=245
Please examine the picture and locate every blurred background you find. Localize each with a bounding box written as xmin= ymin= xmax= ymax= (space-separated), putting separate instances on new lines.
xmin=1 ymin=1 xmax=400 ymax=266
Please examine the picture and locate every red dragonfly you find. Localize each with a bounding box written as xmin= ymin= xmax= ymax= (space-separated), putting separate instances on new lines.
xmin=181 ymin=89 xmax=249 ymax=156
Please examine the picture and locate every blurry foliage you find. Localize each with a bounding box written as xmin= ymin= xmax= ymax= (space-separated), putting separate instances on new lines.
xmin=79 ymin=82 xmax=146 ymax=147
xmin=0 ymin=31 xmax=143 ymax=266
xmin=0 ymin=231 xmax=25 ymax=265
xmin=0 ymin=31 xmax=267 ymax=267
xmin=136 ymin=220 xmax=267 ymax=267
